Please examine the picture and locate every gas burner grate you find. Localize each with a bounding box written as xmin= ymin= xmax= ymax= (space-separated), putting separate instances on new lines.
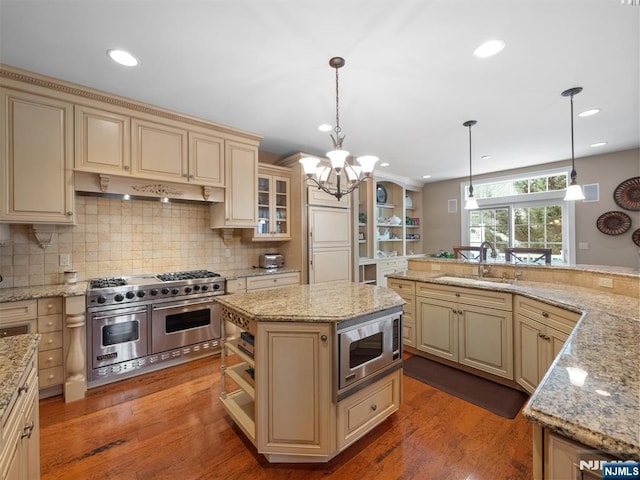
xmin=90 ymin=277 xmax=127 ymax=289
xmin=156 ymin=270 xmax=220 ymax=282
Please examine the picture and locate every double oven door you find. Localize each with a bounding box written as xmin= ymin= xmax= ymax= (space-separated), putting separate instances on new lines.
xmin=89 ymin=296 xmax=221 ymax=371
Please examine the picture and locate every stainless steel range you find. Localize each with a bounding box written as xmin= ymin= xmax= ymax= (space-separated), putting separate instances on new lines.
xmin=86 ymin=270 xmax=225 ymax=387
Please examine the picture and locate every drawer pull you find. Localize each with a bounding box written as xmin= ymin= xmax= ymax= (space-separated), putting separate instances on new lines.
xmin=47 ymin=357 xmax=53 ymax=362
xmin=541 ymin=311 xmax=549 ymax=318
xmin=47 ymin=321 xmax=53 ymax=326
xmin=47 ymin=304 xmax=53 ymax=309
xmin=21 ymin=421 xmax=35 ymax=439
xmin=47 ymin=339 xmax=53 ymax=344
xmin=48 ymin=374 xmax=55 ymax=379
xmin=18 ymin=384 xmax=29 ymax=394
xmin=455 ymin=292 xmax=461 ymax=297
xmin=371 ymin=404 xmax=377 ymax=412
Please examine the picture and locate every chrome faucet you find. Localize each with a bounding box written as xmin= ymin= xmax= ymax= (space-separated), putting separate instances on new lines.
xmin=478 ymin=241 xmax=497 ymax=277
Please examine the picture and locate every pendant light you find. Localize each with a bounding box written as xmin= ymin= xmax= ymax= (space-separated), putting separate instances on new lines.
xmin=562 ymin=87 xmax=586 ymax=201
xmin=299 ymin=57 xmax=378 ymax=201
xmin=463 ymin=120 xmax=479 ymax=210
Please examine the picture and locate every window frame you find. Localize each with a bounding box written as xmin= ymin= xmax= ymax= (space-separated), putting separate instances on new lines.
xmin=460 ymin=167 xmax=577 ymax=264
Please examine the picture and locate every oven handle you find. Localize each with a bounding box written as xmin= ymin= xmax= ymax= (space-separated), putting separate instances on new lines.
xmin=92 ymin=309 xmax=148 ymax=321
xmin=151 ymin=299 xmax=215 ymax=312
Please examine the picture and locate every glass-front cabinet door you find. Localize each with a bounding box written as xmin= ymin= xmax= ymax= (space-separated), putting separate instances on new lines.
xmin=255 ymin=165 xmax=291 ymax=240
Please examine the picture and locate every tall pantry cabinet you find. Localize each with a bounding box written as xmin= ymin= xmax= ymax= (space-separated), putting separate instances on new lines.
xmin=276 ymin=153 xmax=354 ymax=284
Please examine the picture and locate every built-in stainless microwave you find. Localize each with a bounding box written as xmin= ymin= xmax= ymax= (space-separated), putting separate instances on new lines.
xmin=336 ymin=308 xmax=402 ymax=401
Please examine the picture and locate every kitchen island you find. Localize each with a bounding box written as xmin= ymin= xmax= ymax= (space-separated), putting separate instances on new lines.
xmin=215 ymin=281 xmax=405 ymax=463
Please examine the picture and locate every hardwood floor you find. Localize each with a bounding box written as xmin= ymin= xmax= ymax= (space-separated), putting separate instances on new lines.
xmin=39 ymin=355 xmax=533 ymax=480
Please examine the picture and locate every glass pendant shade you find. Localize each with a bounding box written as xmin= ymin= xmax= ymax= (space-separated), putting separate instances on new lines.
xmin=316 ymin=165 xmax=331 ymax=183
xmin=464 ymin=195 xmax=479 ymax=210
xmin=356 ymin=155 xmax=379 ymax=174
xmin=563 ymin=183 xmax=585 ymax=201
xmin=327 ymin=149 xmax=349 ymax=170
xmin=299 ymin=157 xmax=320 ymax=176
xmin=345 ymin=164 xmax=362 ymax=182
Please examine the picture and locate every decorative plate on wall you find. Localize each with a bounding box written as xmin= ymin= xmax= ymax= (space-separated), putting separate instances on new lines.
xmin=613 ymin=176 xmax=640 ymax=211
xmin=376 ymin=184 xmax=387 ymax=204
xmin=633 ymin=228 xmax=640 ymax=247
xmin=596 ymin=211 xmax=632 ymax=235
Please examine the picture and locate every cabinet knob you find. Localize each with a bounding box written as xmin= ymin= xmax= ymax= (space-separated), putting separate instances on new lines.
xmin=18 ymin=384 xmax=29 ymax=394
xmin=124 ymin=165 xmax=130 ymax=171
xmin=320 ymin=335 xmax=328 ymax=342
xmin=458 ymin=309 xmax=464 ymax=315
xmin=371 ymin=404 xmax=377 ymax=412
xmin=21 ymin=421 xmax=35 ymax=439
xmin=47 ymin=304 xmax=53 ymax=309
xmin=47 ymin=339 xmax=53 ymax=344
xmin=189 ymin=174 xmax=194 ymax=179
xmin=47 ymin=321 xmax=53 ymax=326
xmin=66 ymin=211 xmax=73 ymax=216
xmin=455 ymin=292 xmax=460 ymax=297
xmin=47 ymin=357 xmax=53 ymax=362
xmin=182 ymin=173 xmax=188 ymax=177
xmin=541 ymin=312 xmax=549 ymax=318
xmin=451 ymin=308 xmax=457 ymax=313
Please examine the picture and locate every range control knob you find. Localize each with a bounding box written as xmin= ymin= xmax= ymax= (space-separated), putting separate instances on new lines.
xmin=97 ymin=296 xmax=107 ymax=304
xmin=184 ymin=287 xmax=192 ymax=294
xmin=137 ymin=291 xmax=146 ymax=298
xmin=161 ymin=288 xmax=170 ymax=295
xmin=150 ymin=289 xmax=158 ymax=296
xmin=114 ymin=294 xmax=124 ymax=302
xmin=201 ymin=285 xmax=209 ymax=291
xmin=193 ymin=285 xmax=201 ymax=291
xmin=213 ymin=284 xmax=220 ymax=290
xmin=171 ymin=288 xmax=179 ymax=295
xmin=126 ymin=291 xmax=135 ymax=299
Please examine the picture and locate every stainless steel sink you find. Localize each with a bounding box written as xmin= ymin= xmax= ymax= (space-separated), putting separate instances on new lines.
xmin=435 ymin=275 xmax=514 ymax=287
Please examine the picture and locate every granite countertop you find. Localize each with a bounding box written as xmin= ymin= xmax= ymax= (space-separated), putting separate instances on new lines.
xmin=0 ymin=334 xmax=40 ymax=425
xmin=216 ymin=280 xmax=405 ymax=323
xmin=0 ymin=282 xmax=87 ymax=303
xmin=387 ymin=270 xmax=640 ymax=460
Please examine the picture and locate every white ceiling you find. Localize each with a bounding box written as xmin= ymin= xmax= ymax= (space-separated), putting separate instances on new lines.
xmin=0 ymin=0 xmax=638 ymax=184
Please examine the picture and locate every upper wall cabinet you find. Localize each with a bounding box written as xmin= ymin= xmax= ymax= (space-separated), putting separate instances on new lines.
xmin=131 ymin=117 xmax=189 ymax=183
xmin=74 ymin=105 xmax=131 ymax=175
xmin=0 ymin=88 xmax=74 ymax=224
xmin=252 ymin=164 xmax=291 ymax=240
xmin=188 ymin=130 xmax=224 ymax=187
xmin=211 ymin=140 xmax=258 ymax=229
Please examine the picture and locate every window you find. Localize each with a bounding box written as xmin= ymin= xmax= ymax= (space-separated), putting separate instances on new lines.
xmin=461 ymin=168 xmax=575 ymax=264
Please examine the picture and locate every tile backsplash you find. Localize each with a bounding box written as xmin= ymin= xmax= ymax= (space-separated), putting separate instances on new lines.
xmin=0 ymin=195 xmax=279 ymax=288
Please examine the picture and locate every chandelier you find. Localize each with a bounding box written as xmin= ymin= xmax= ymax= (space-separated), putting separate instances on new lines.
xmin=299 ymin=57 xmax=378 ymax=201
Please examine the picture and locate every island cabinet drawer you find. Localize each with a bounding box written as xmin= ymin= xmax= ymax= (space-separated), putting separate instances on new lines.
xmin=37 ymin=297 xmax=63 ymax=315
xmin=38 ymin=348 xmax=63 ymax=369
xmin=0 ymin=299 xmax=37 ymax=324
xmin=39 ymin=365 xmax=64 ymax=388
xmin=37 ymin=314 xmax=63 ymax=333
xmin=39 ymin=332 xmax=63 ymax=351
xmin=388 ymin=278 xmax=415 ymax=295
xmin=337 ymin=369 xmax=401 ymax=450
xmin=226 ymin=277 xmax=247 ymax=294
xmin=246 ymin=272 xmax=300 ymax=291
xmin=514 ymin=295 xmax=580 ymax=331
xmin=416 ymin=282 xmax=512 ymax=311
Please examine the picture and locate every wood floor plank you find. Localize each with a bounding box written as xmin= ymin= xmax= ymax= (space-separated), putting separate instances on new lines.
xmin=39 ymin=355 xmax=533 ymax=480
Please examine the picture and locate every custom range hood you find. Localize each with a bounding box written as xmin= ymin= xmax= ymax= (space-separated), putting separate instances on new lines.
xmin=74 ymin=171 xmax=224 ymax=204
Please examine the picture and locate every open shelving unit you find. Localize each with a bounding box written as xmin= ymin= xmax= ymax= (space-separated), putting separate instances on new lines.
xmin=220 ymin=334 xmax=256 ymax=445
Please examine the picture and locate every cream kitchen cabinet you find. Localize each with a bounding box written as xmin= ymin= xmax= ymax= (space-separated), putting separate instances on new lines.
xmin=416 ymin=283 xmax=514 ymax=379
xmin=376 ymin=258 xmax=408 ymax=287
xmin=514 ymin=295 xmax=580 ymax=394
xmin=0 ymin=344 xmax=40 ymax=480
xmin=388 ymin=278 xmax=416 ymax=347
xmin=131 ymin=117 xmax=189 ymax=183
xmin=36 ymin=297 xmax=64 ymax=395
xmin=246 ymin=272 xmax=300 ymax=291
xmin=0 ymin=88 xmax=74 ymax=224
xmin=308 ymin=206 xmax=352 ymax=284
xmin=211 ymin=140 xmax=258 ymax=229
xmin=74 ymin=104 xmax=131 ymax=175
xmin=254 ymin=164 xmax=291 ymax=240
xmin=220 ymin=319 xmax=334 ymax=461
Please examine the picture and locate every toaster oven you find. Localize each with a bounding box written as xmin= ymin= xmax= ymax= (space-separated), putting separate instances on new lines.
xmin=259 ymin=253 xmax=284 ymax=269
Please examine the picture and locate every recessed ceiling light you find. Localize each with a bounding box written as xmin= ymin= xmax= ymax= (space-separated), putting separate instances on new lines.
xmin=578 ymin=108 xmax=601 ymax=117
xmin=318 ymin=124 xmax=332 ymax=132
xmin=107 ymin=49 xmax=138 ymax=67
xmin=422 ymin=175 xmax=431 ymax=179
xmin=481 ymin=155 xmax=492 ymax=160
xmin=379 ymin=162 xmax=390 ymax=167
xmin=473 ymin=39 xmax=506 ymax=58
xmin=590 ymin=142 xmax=607 ymax=147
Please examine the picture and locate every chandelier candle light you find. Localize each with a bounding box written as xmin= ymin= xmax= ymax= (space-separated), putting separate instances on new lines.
xmin=299 ymin=57 xmax=378 ymax=201
xmin=463 ymin=120 xmax=479 ymax=210
xmin=562 ymin=87 xmax=585 ymax=201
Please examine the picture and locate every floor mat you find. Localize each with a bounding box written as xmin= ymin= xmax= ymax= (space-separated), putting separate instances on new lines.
xmin=403 ymin=355 xmax=529 ymax=419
